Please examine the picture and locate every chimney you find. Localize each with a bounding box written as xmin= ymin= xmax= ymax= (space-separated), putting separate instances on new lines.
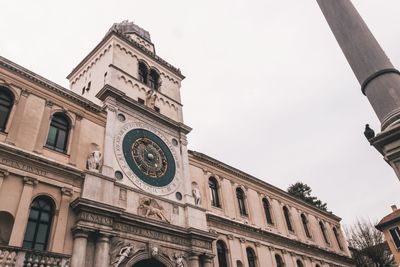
xmin=391 ymin=205 xmax=397 ymax=212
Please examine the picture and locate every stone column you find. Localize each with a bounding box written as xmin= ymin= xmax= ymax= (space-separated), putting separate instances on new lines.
xmin=69 ymin=113 xmax=83 ymax=166
xmin=6 ymin=90 xmax=29 ymax=145
xmin=70 ymin=230 xmax=89 ymax=267
xmin=0 ymin=169 xmax=9 ymax=191
xmin=9 ymin=176 xmax=38 ymax=246
xmin=317 ymin=0 xmax=400 ymax=129
xmin=102 ymin=100 xmax=117 ymax=177
xmin=93 ymin=234 xmax=111 ymax=267
xmin=188 ymin=254 xmax=200 ymax=267
xmin=51 ymin=187 xmax=73 ymax=253
xmin=33 ymin=100 xmax=53 ymax=153
xmin=203 ymin=255 xmax=213 ymax=267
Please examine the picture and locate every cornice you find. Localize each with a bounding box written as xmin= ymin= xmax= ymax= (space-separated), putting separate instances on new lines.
xmin=207 ymin=213 xmax=353 ymax=265
xmin=96 ymin=84 xmax=192 ymax=135
xmin=189 ymin=150 xmax=342 ymax=222
xmin=67 ymin=29 xmax=185 ymax=80
xmin=0 ymin=142 xmax=84 ymax=181
xmin=0 ymin=56 xmax=103 ymax=113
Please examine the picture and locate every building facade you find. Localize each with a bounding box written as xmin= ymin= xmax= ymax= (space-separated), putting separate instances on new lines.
xmin=0 ymin=21 xmax=353 ymax=267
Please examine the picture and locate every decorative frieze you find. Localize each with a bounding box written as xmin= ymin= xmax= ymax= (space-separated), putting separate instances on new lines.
xmin=78 ymin=212 xmax=113 ymax=226
xmin=0 ymin=156 xmax=47 ymax=176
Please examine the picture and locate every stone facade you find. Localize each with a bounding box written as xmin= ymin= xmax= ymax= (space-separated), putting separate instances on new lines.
xmin=0 ymin=21 xmax=353 ymax=267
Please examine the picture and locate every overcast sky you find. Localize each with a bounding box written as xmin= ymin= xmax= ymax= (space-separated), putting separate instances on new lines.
xmin=1 ymin=0 xmax=400 ymax=227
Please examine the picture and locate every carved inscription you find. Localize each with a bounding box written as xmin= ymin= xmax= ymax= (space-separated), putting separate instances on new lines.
xmin=114 ymin=223 xmax=190 ymax=246
xmin=0 ymin=157 xmax=47 ymax=176
xmin=79 ymin=212 xmax=113 ymax=226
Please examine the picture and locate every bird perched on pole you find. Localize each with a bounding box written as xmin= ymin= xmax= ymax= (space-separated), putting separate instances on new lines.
xmin=364 ymin=124 xmax=375 ymax=140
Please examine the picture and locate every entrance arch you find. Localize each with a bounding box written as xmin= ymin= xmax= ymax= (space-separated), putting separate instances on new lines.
xmin=133 ymin=258 xmax=166 ymax=267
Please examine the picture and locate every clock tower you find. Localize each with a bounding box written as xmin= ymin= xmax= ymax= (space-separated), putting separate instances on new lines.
xmin=68 ymin=21 xmax=215 ymax=267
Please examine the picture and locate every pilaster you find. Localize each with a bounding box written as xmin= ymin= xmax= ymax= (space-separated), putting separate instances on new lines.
xmin=6 ymin=90 xmax=29 ymax=145
xmin=69 ymin=113 xmax=83 ymax=166
xmin=33 ymin=100 xmax=53 ymax=153
xmin=102 ymin=101 xmax=117 ymax=177
xmin=9 ymin=176 xmax=38 ymax=246
xmin=52 ymin=187 xmax=73 ymax=253
xmin=0 ymin=168 xmax=10 ymax=191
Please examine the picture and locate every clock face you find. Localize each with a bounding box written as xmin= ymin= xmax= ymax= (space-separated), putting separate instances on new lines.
xmin=115 ymin=122 xmax=180 ymax=195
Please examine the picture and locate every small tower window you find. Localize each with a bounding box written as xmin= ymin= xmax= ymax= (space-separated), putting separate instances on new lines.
xmin=275 ymin=254 xmax=284 ymax=267
xmin=209 ymin=177 xmax=220 ymax=208
xmin=296 ymin=260 xmax=304 ymax=267
xmin=149 ymin=69 xmax=160 ymax=90
xmin=319 ymin=221 xmax=330 ymax=244
xmin=22 ymin=196 xmax=54 ymax=251
xmin=246 ymin=247 xmax=256 ymax=267
xmin=0 ymin=86 xmax=14 ymax=131
xmin=333 ymin=227 xmax=343 ymax=250
xmin=262 ymin=198 xmax=273 ymax=225
xmin=283 ymin=206 xmax=293 ymax=232
xmin=46 ymin=113 xmax=70 ymax=153
xmin=217 ymin=240 xmax=228 ymax=267
xmin=301 ymin=213 xmax=311 ymax=238
xmin=236 ymin=188 xmax=247 ymax=216
xmin=138 ymin=62 xmax=148 ymax=84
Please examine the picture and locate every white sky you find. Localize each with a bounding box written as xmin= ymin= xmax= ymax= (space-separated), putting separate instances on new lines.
xmin=1 ymin=0 xmax=400 ymax=226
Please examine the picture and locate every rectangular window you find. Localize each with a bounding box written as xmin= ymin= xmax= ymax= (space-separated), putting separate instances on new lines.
xmin=154 ymin=106 xmax=160 ymax=113
xmin=138 ymin=98 xmax=145 ymax=105
xmin=390 ymin=227 xmax=400 ymax=249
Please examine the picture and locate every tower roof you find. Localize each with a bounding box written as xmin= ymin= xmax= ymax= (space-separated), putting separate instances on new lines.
xmin=107 ymin=20 xmax=151 ymax=42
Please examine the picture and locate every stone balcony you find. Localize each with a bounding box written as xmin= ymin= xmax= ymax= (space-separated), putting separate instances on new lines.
xmin=0 ymin=245 xmax=70 ymax=267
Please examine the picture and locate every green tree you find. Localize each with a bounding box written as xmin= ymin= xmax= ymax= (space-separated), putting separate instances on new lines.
xmin=287 ymin=182 xmax=328 ymax=211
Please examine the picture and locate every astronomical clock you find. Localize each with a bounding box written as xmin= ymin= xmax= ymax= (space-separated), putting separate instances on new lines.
xmin=114 ymin=121 xmax=181 ymax=196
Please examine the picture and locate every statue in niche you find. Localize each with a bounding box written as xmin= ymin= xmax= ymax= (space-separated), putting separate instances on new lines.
xmin=192 ymin=187 xmax=201 ymax=205
xmin=86 ymin=144 xmax=102 ymax=171
xmin=138 ymin=198 xmax=170 ymax=223
xmin=145 ymin=90 xmax=157 ymax=109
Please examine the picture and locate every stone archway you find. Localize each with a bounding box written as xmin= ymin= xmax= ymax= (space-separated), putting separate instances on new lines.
xmin=125 ymin=252 xmax=175 ymax=267
xmin=133 ymin=258 xmax=166 ymax=267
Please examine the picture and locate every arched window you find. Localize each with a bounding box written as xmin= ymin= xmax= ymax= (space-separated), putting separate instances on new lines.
xmin=246 ymin=247 xmax=256 ymax=267
xmin=315 ymin=264 xmax=321 ymax=267
xmin=0 ymin=211 xmax=14 ymax=245
xmin=0 ymin=87 xmax=14 ymax=131
xmin=209 ymin=177 xmax=220 ymax=207
xmin=138 ymin=62 xmax=148 ymax=84
xmin=22 ymin=196 xmax=54 ymax=251
xmin=262 ymin=198 xmax=273 ymax=224
xmin=275 ymin=254 xmax=284 ymax=267
xmin=296 ymin=260 xmax=304 ymax=267
xmin=148 ymin=69 xmax=160 ymax=90
xmin=319 ymin=221 xmax=329 ymax=244
xmin=236 ymin=188 xmax=247 ymax=216
xmin=301 ymin=214 xmax=311 ymax=238
xmin=283 ymin=206 xmax=293 ymax=232
xmin=46 ymin=113 xmax=70 ymax=153
xmin=333 ymin=227 xmax=343 ymax=250
xmin=217 ymin=240 xmax=229 ymax=267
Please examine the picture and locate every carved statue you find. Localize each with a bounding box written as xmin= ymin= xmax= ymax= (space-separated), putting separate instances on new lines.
xmin=87 ymin=146 xmax=102 ymax=171
xmin=111 ymin=244 xmax=134 ymax=267
xmin=145 ymin=90 xmax=157 ymax=109
xmin=151 ymin=246 xmax=159 ymax=257
xmin=175 ymin=254 xmax=184 ymax=267
xmin=139 ymin=198 xmax=170 ymax=223
xmin=192 ymin=188 xmax=201 ymax=205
